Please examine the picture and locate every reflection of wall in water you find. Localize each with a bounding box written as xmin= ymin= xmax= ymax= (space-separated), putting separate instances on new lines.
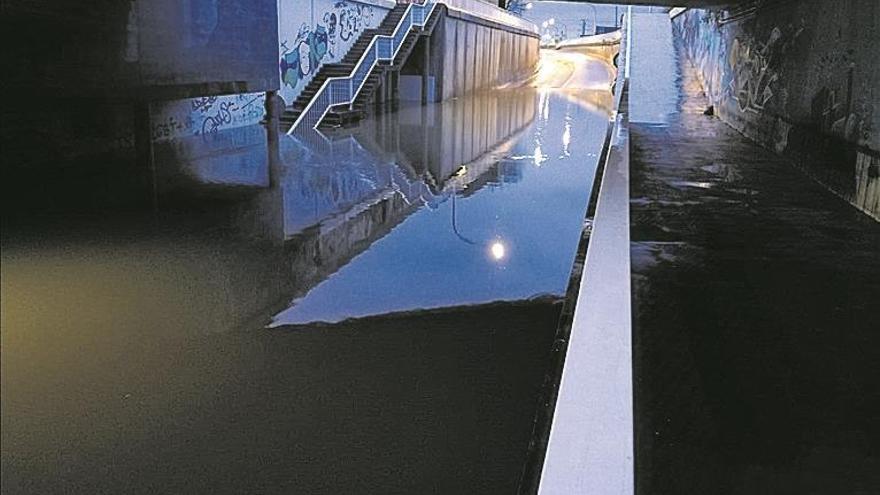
xmin=359 ymin=91 xmax=537 ymax=186
xmin=152 ymin=124 xmax=270 ymax=193
xmin=140 ymin=90 xmax=539 ymax=330
xmin=277 ymin=135 xmax=398 ymax=236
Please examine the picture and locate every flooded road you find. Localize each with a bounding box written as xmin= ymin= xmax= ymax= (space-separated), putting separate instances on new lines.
xmin=275 ymin=87 xmax=611 ymax=324
xmin=2 ymin=50 xmax=615 ymax=493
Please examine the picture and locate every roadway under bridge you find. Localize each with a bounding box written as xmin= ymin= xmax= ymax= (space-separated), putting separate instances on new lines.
xmin=1 ymin=1 xmax=878 ymax=494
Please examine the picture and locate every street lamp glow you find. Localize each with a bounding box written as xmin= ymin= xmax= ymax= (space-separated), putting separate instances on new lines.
xmin=525 ymin=2 xmax=533 ymax=9
xmin=548 ymin=18 xmax=555 ymax=25
xmin=490 ymin=241 xmax=506 ymax=260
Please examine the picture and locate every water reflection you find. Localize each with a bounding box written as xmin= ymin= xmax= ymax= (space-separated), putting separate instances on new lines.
xmin=2 ymin=50 xmax=617 ymax=492
xmin=154 ymin=123 xmax=270 ymax=193
xmin=4 ymin=86 xmax=612 ymax=334
xmin=150 ymin=88 xmax=612 ymax=326
xmin=273 ymin=89 xmax=610 ymax=324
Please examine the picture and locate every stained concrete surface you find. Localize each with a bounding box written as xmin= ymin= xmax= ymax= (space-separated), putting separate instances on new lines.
xmin=630 ymin=31 xmax=880 ymax=494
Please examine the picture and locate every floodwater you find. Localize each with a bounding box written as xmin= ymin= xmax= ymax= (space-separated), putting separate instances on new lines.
xmin=275 ymin=72 xmax=612 ymax=324
xmin=1 ymin=50 xmax=614 ymax=493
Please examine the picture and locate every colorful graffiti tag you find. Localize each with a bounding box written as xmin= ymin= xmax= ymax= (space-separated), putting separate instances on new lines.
xmin=727 ymin=26 xmax=804 ymax=114
xmin=676 ymin=12 xmax=803 ymax=115
xmin=280 ymin=25 xmax=330 ymax=90
xmin=279 ymin=1 xmax=376 ymax=93
xmin=151 ymin=93 xmax=266 ymax=141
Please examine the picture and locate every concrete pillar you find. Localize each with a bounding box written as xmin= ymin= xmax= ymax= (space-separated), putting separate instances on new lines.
xmin=476 ymin=26 xmax=485 ymax=90
xmin=133 ymin=101 xmax=157 ymax=213
xmin=485 ymin=28 xmax=492 ymax=88
xmin=391 ymin=70 xmax=399 ymax=109
xmin=264 ymin=90 xmax=282 ymax=127
xmin=422 ymin=36 xmax=430 ymax=105
xmin=382 ymin=70 xmax=391 ymax=108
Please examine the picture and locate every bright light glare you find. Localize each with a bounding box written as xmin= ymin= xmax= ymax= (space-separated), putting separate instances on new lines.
xmin=525 ymin=2 xmax=533 ymax=9
xmin=490 ymin=242 xmax=506 ymax=260
xmin=548 ymin=18 xmax=555 ymax=25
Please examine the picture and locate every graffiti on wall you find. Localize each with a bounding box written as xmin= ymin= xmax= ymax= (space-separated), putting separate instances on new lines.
xmin=727 ymin=25 xmax=802 ymax=113
xmin=811 ymin=84 xmax=873 ymax=145
xmin=279 ymin=1 xmax=376 ymax=93
xmin=677 ymin=11 xmax=803 ymax=115
xmin=675 ymin=8 xmax=879 ymax=218
xmin=151 ymin=92 xmax=266 ymax=141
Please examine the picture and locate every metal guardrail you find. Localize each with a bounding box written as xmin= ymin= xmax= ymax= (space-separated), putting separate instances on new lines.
xmin=287 ymin=1 xmax=440 ymax=135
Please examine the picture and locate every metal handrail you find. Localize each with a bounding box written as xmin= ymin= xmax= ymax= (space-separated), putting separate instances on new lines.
xmin=287 ymin=1 xmax=439 ymax=135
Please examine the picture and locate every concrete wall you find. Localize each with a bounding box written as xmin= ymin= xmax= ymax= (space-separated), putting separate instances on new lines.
xmin=673 ymin=1 xmax=879 ymax=219
xmin=1 ymin=0 xmax=280 ymax=177
xmin=149 ymin=0 xmax=394 ymax=141
xmin=2 ymin=0 xmax=279 ymax=99
xmin=277 ymin=0 xmax=393 ymax=105
xmin=150 ymin=93 xmax=267 ymax=141
xmin=433 ymin=9 xmax=540 ymax=101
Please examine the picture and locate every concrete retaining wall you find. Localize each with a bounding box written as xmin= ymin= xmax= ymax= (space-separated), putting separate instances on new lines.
xmin=432 ymin=8 xmax=540 ymax=101
xmin=149 ymin=0 xmax=395 ymax=141
xmin=2 ymin=0 xmax=279 ymax=99
xmin=673 ymin=1 xmax=879 ymax=219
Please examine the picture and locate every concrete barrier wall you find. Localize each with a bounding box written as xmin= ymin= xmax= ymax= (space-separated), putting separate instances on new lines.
xmin=2 ymin=0 xmax=279 ymax=99
xmin=1 ymin=0 xmax=279 ymax=173
xmin=433 ymin=8 xmax=540 ymax=101
xmin=149 ymin=0 xmax=395 ymax=141
xmin=674 ymin=1 xmax=879 ymax=219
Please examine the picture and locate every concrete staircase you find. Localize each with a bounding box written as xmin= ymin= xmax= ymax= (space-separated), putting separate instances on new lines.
xmin=280 ymin=5 xmax=408 ymax=130
xmin=280 ymin=3 xmax=442 ymax=131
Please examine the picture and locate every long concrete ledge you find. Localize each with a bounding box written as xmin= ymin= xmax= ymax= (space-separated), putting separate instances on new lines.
xmin=441 ymin=0 xmax=539 ymax=36
xmin=535 ymin=9 xmax=633 ymax=495
xmin=443 ymin=7 xmax=541 ymax=38
xmin=537 ymin=100 xmax=632 ymax=495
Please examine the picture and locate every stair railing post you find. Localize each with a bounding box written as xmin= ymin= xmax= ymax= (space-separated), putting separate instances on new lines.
xmin=349 ymin=76 xmax=354 ymax=111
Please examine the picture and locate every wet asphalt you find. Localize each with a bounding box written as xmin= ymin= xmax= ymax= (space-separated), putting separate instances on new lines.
xmin=630 ymin=30 xmax=880 ymax=494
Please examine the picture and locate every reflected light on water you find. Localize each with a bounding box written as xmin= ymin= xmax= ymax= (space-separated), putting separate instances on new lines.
xmin=490 ymin=241 xmax=506 ymax=261
xmin=562 ymin=121 xmax=571 ymax=155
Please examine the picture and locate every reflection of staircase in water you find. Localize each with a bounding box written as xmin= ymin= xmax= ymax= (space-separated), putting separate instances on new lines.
xmin=276 ymin=91 xmax=539 ymax=309
xmin=151 ymin=89 xmax=542 ymax=329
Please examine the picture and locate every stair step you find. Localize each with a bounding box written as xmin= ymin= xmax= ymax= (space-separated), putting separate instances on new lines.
xmin=287 ymin=4 xmax=420 ymax=130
